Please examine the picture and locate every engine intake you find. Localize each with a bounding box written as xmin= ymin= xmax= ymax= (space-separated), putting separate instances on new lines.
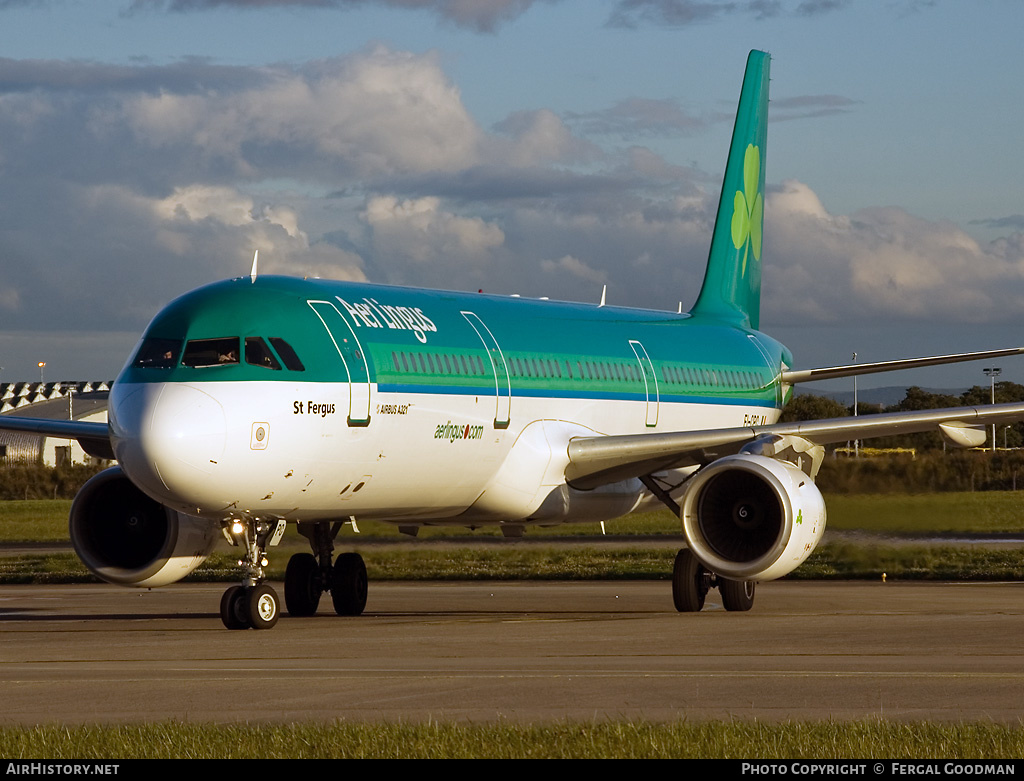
xmin=70 ymin=467 xmax=219 ymax=588
xmin=680 ymin=454 xmax=826 ymax=581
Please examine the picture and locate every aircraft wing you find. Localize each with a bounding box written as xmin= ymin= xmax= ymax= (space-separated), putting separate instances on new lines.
xmin=780 ymin=347 xmax=1024 ymax=385
xmin=0 ymin=416 xmax=113 ymax=460
xmin=565 ymin=401 xmax=1024 ymax=489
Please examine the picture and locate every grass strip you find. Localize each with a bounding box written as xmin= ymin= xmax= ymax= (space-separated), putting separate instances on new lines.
xmin=1 ymin=720 xmax=1023 ymax=759
xmin=7 ymin=492 xmax=1024 ymax=546
xmin=3 ymin=544 xmax=1024 ymax=585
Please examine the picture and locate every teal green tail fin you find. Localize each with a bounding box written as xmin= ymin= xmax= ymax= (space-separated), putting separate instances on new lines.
xmin=689 ymin=50 xmax=770 ymax=329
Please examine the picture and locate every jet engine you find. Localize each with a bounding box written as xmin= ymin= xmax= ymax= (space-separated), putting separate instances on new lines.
xmin=679 ymin=454 xmax=826 ymax=581
xmin=69 ymin=466 xmax=219 ymax=588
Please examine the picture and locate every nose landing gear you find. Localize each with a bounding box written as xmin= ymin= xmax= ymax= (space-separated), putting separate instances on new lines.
xmin=219 ymin=518 xmax=285 ymax=630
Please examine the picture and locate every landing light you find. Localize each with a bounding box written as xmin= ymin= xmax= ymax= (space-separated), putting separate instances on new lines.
xmin=231 ymin=520 xmax=245 ymax=535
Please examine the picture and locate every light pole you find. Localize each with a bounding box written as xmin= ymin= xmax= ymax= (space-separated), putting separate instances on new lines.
xmin=983 ymin=367 xmax=1001 ymax=452
xmin=852 ymin=352 xmax=858 ymax=457
xmin=37 ymin=362 xmax=45 ymax=384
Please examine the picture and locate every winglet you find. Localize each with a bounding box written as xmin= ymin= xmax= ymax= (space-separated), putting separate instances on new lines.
xmin=250 ymin=250 xmax=259 ymax=284
xmin=689 ymin=50 xmax=770 ymax=329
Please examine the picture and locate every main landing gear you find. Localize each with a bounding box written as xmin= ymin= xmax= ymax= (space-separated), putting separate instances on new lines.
xmin=218 ymin=518 xmax=368 ymax=630
xmin=638 ymin=476 xmax=756 ymax=614
xmin=284 ymin=521 xmax=367 ymax=618
xmin=671 ymin=548 xmax=755 ymax=613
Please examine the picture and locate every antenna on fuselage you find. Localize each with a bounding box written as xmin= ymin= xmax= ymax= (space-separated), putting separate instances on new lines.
xmin=598 ymin=284 xmax=607 ymax=307
xmin=250 ymin=250 xmax=259 ymax=284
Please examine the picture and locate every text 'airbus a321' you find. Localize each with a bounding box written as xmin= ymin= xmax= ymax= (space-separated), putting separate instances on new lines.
xmin=4 ymin=50 xmax=1024 ymax=630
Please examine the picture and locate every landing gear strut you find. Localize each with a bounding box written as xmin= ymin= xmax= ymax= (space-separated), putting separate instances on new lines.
xmin=283 ymin=521 xmax=367 ymax=618
xmin=671 ymin=548 xmax=756 ymax=612
xmin=219 ymin=518 xmax=285 ymax=630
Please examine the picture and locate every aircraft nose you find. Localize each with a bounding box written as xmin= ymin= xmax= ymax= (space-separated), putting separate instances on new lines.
xmin=110 ymin=382 xmax=227 ymax=507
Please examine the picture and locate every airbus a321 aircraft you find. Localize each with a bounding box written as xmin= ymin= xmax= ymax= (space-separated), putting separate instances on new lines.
xmin=4 ymin=50 xmax=1024 ymax=630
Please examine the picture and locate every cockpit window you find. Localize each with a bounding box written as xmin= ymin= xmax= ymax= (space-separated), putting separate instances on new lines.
xmin=132 ymin=338 xmax=183 ymax=369
xmin=269 ymin=337 xmax=305 ymax=372
xmin=245 ymin=337 xmax=281 ymax=370
xmin=181 ymin=337 xmax=240 ymax=367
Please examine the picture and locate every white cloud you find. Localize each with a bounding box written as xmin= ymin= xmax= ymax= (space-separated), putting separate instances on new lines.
xmin=764 ymin=179 xmax=1024 ymax=324
xmin=492 ymin=109 xmax=601 ymax=167
xmin=362 ymin=195 xmax=504 ymax=280
xmin=540 ymin=254 xmax=607 ymax=283
xmin=122 ymin=48 xmax=482 ymax=181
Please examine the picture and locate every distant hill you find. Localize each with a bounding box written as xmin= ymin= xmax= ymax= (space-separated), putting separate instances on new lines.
xmin=795 ymin=385 xmax=968 ymax=408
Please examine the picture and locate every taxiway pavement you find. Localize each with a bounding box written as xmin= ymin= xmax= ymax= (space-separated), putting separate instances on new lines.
xmin=1 ymin=580 xmax=1022 ymax=724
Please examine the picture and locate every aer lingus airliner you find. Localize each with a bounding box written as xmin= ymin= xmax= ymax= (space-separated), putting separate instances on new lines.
xmin=5 ymin=50 xmax=1024 ymax=630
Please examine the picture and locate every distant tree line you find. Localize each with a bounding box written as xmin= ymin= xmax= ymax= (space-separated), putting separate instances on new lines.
xmin=816 ymin=450 xmax=1024 ymax=493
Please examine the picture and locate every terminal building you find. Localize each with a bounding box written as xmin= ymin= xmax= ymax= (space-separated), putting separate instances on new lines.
xmin=0 ymin=382 xmax=112 ymax=466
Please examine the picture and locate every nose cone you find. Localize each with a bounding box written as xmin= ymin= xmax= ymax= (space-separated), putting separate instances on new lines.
xmin=110 ymin=382 xmax=227 ymax=508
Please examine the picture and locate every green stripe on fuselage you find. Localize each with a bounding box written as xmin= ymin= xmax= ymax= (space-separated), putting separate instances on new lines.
xmin=117 ymin=275 xmax=788 ymax=410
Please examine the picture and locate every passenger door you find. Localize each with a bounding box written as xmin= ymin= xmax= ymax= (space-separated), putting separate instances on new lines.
xmin=307 ymin=300 xmax=372 ymax=426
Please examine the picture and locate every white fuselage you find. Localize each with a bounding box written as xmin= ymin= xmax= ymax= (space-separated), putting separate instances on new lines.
xmin=109 ymin=378 xmax=781 ymax=528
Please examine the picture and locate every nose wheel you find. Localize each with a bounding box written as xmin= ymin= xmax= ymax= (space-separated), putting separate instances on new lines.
xmin=220 ymin=583 xmax=281 ymax=630
xmin=219 ymin=518 xmax=285 ymax=630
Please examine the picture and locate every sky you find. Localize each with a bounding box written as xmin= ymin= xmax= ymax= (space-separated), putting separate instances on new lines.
xmin=1 ymin=0 xmax=1023 ymax=393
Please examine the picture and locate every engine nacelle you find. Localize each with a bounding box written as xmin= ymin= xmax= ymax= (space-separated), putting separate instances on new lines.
xmin=69 ymin=466 xmax=219 ymax=588
xmin=680 ymin=454 xmax=826 ymax=581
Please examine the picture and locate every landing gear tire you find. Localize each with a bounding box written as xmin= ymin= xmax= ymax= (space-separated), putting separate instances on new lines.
xmin=285 ymin=553 xmax=323 ymax=617
xmin=672 ymin=548 xmax=708 ymax=612
xmin=248 ymin=583 xmax=280 ymax=629
xmin=331 ymin=552 xmax=368 ymax=616
xmin=720 ymin=578 xmax=756 ymax=612
xmin=220 ymin=585 xmax=251 ymax=630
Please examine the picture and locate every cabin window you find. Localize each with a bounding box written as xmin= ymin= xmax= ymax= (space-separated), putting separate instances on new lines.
xmin=245 ymin=337 xmax=281 ymax=370
xmin=182 ymin=337 xmax=240 ymax=368
xmin=269 ymin=338 xmax=305 ymax=371
xmin=132 ymin=338 xmax=182 ymax=369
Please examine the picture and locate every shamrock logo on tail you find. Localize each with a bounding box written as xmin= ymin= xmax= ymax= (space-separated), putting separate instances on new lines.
xmin=730 ymin=144 xmax=763 ymax=276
